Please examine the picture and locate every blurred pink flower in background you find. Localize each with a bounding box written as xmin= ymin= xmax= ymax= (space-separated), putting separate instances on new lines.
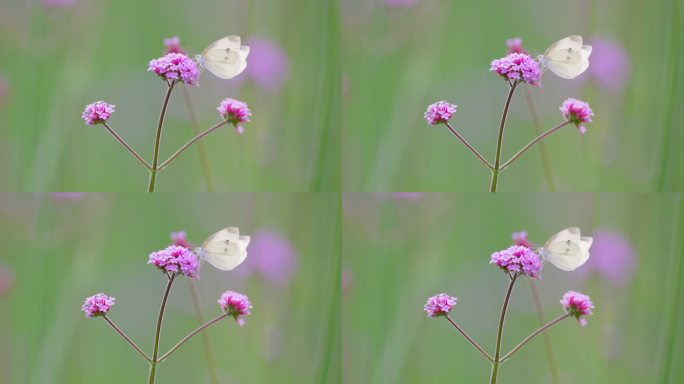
xmin=163 ymin=36 xmax=186 ymax=55
xmin=511 ymin=230 xmax=533 ymax=249
xmin=235 ymin=230 xmax=298 ymax=287
xmin=505 ymin=37 xmax=528 ymax=55
xmin=383 ymin=0 xmax=416 ymax=6
xmin=584 ymin=36 xmax=631 ymax=92
xmin=43 ymin=0 xmax=76 ymax=7
xmin=245 ymin=37 xmax=290 ymax=92
xmin=0 ymin=264 xmax=14 ymax=295
xmin=577 ymin=229 xmax=636 ymax=286
xmin=171 ymin=231 xmax=191 ymax=249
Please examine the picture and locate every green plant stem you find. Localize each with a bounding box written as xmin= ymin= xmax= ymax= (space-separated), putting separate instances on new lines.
xmin=148 ymin=81 xmax=177 ymax=193
xmin=490 ymin=273 xmax=518 ymax=384
xmin=102 ymin=315 xmax=151 ymax=362
xmin=528 ymin=281 xmax=560 ymax=384
xmin=500 ymin=121 xmax=570 ymax=171
xmin=523 ymin=87 xmax=555 ymax=191
xmin=490 ymin=81 xmax=518 ymax=192
xmin=158 ymin=121 xmax=227 ymax=170
xmin=445 ymin=315 xmax=493 ymax=362
xmin=500 ymin=314 xmax=569 ymax=363
xmin=187 ymin=279 xmax=220 ymax=384
xmin=102 ymin=123 xmax=151 ymax=170
xmin=444 ymin=123 xmax=493 ymax=170
xmin=148 ymin=274 xmax=176 ymax=384
xmin=158 ymin=313 xmax=228 ymax=362
xmin=181 ymin=87 xmax=215 ymax=192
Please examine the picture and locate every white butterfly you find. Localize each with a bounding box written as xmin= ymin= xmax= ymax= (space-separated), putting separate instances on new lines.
xmin=540 ymin=227 xmax=593 ymax=271
xmin=540 ymin=35 xmax=592 ymax=79
xmin=197 ymin=35 xmax=250 ymax=79
xmin=197 ymin=226 xmax=250 ymax=271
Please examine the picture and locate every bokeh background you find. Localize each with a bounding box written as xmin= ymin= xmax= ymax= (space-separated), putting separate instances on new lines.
xmin=343 ymin=193 xmax=684 ymax=383
xmin=342 ymin=0 xmax=684 ymax=192
xmin=0 ymin=193 xmax=340 ymax=383
xmin=0 ymin=0 xmax=340 ymax=192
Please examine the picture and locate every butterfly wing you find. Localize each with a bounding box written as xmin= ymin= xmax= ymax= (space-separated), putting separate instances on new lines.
xmin=200 ymin=227 xmax=251 ymax=271
xmin=201 ymin=36 xmax=250 ymax=79
xmin=543 ymin=35 xmax=591 ymax=79
xmin=542 ymin=227 xmax=586 ymax=271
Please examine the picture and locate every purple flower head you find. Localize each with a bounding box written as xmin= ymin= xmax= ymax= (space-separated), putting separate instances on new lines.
xmin=512 ymin=231 xmax=533 ymax=249
xmin=217 ymin=97 xmax=251 ymax=133
xmin=148 ymin=245 xmax=200 ymax=278
xmin=424 ymin=293 xmax=457 ymax=318
xmin=506 ymin=37 xmax=528 ymax=55
xmin=560 ymin=290 xmax=594 ymax=326
xmin=424 ymin=101 xmax=457 ymax=125
xmin=148 ymin=53 xmax=200 ymax=85
xmin=490 ymin=245 xmax=542 ymax=278
xmin=240 ymin=230 xmax=298 ymax=286
xmin=81 ymin=293 xmax=115 ymax=318
xmin=577 ymin=229 xmax=635 ymax=286
xmin=490 ymin=53 xmax=542 ymax=86
xmin=170 ymin=231 xmax=191 ymax=249
xmin=585 ymin=36 xmax=631 ymax=91
xmin=163 ymin=36 xmax=186 ymax=55
xmin=218 ymin=290 xmax=252 ymax=326
xmin=245 ymin=37 xmax=290 ymax=92
xmin=560 ymin=98 xmax=593 ymax=134
xmin=81 ymin=101 xmax=115 ymax=125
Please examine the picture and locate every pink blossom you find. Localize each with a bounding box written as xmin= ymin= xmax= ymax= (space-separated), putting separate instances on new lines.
xmin=511 ymin=231 xmax=533 ymax=249
xmin=148 ymin=245 xmax=200 ymax=278
xmin=560 ymin=291 xmax=594 ymax=326
xmin=577 ymin=229 xmax=635 ymax=286
xmin=81 ymin=293 xmax=115 ymax=317
xmin=424 ymin=293 xmax=457 ymax=317
xmin=81 ymin=101 xmax=115 ymax=125
xmin=148 ymin=53 xmax=200 ymax=85
xmin=163 ymin=36 xmax=186 ymax=55
xmin=245 ymin=37 xmax=290 ymax=92
xmin=217 ymin=98 xmax=251 ymax=133
xmin=585 ymin=36 xmax=631 ymax=91
xmin=170 ymin=231 xmax=191 ymax=249
xmin=560 ymin=98 xmax=593 ymax=134
xmin=218 ymin=291 xmax=252 ymax=326
xmin=238 ymin=230 xmax=298 ymax=286
xmin=424 ymin=101 xmax=457 ymax=125
xmin=490 ymin=245 xmax=542 ymax=278
xmin=506 ymin=37 xmax=528 ymax=55
xmin=490 ymin=53 xmax=542 ymax=86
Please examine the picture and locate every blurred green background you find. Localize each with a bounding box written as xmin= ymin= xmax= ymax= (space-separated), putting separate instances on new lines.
xmin=0 ymin=0 xmax=340 ymax=192
xmin=343 ymin=193 xmax=684 ymax=383
xmin=342 ymin=0 xmax=683 ymax=192
xmin=0 ymin=193 xmax=340 ymax=383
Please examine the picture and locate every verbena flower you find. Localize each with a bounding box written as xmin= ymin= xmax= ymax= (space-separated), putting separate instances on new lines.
xmin=424 ymin=101 xmax=457 ymax=125
xmin=506 ymin=37 xmax=527 ymax=55
xmin=170 ymin=231 xmax=191 ymax=249
xmin=81 ymin=101 xmax=115 ymax=125
xmin=490 ymin=53 xmax=542 ymax=86
xmin=511 ymin=231 xmax=533 ymax=249
xmin=423 ymin=293 xmax=457 ymax=318
xmin=148 ymin=245 xmax=200 ymax=278
xmin=82 ymin=293 xmax=115 ymax=317
xmin=235 ymin=230 xmax=297 ymax=287
xmin=218 ymin=291 xmax=252 ymax=326
xmin=163 ymin=36 xmax=186 ymax=55
xmin=560 ymin=291 xmax=594 ymax=326
xmin=148 ymin=53 xmax=200 ymax=85
xmin=245 ymin=37 xmax=290 ymax=92
xmin=560 ymin=98 xmax=593 ymax=134
xmin=577 ymin=229 xmax=635 ymax=286
xmin=490 ymin=245 xmax=542 ymax=278
xmin=217 ymin=98 xmax=251 ymax=133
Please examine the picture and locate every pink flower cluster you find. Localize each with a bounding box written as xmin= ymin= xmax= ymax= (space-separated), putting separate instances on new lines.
xmin=218 ymin=290 xmax=252 ymax=326
xmin=148 ymin=245 xmax=200 ymax=278
xmin=511 ymin=231 xmax=533 ymax=249
xmin=506 ymin=37 xmax=527 ymax=55
xmin=217 ymin=98 xmax=252 ymax=133
xmin=424 ymin=101 xmax=457 ymax=125
xmin=490 ymin=245 xmax=542 ymax=278
xmin=171 ymin=231 xmax=191 ymax=249
xmin=82 ymin=293 xmax=115 ymax=317
xmin=560 ymin=291 xmax=594 ymax=326
xmin=423 ymin=293 xmax=457 ymax=318
xmin=560 ymin=98 xmax=593 ymax=134
xmin=148 ymin=53 xmax=200 ymax=85
xmin=490 ymin=53 xmax=542 ymax=86
xmin=163 ymin=36 xmax=186 ymax=55
xmin=81 ymin=101 xmax=115 ymax=125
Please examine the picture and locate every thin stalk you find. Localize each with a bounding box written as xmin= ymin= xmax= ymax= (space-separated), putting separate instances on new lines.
xmin=102 ymin=315 xmax=151 ymax=362
xmin=529 ymin=281 xmax=560 ymax=383
xmin=187 ymin=279 xmax=220 ymax=384
xmin=102 ymin=123 xmax=151 ymax=170
xmin=158 ymin=121 xmax=227 ymax=170
xmin=490 ymin=81 xmax=518 ymax=192
xmin=181 ymin=87 xmax=215 ymax=192
xmin=523 ymin=87 xmax=555 ymax=191
xmin=445 ymin=315 xmax=493 ymax=362
xmin=444 ymin=123 xmax=494 ymax=170
xmin=500 ymin=121 xmax=570 ymax=171
xmin=148 ymin=274 xmax=176 ymax=384
xmin=148 ymin=81 xmax=177 ymax=192
xmin=500 ymin=314 xmax=569 ymax=362
xmin=490 ymin=273 xmax=518 ymax=384
xmin=158 ymin=313 xmax=228 ymax=362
